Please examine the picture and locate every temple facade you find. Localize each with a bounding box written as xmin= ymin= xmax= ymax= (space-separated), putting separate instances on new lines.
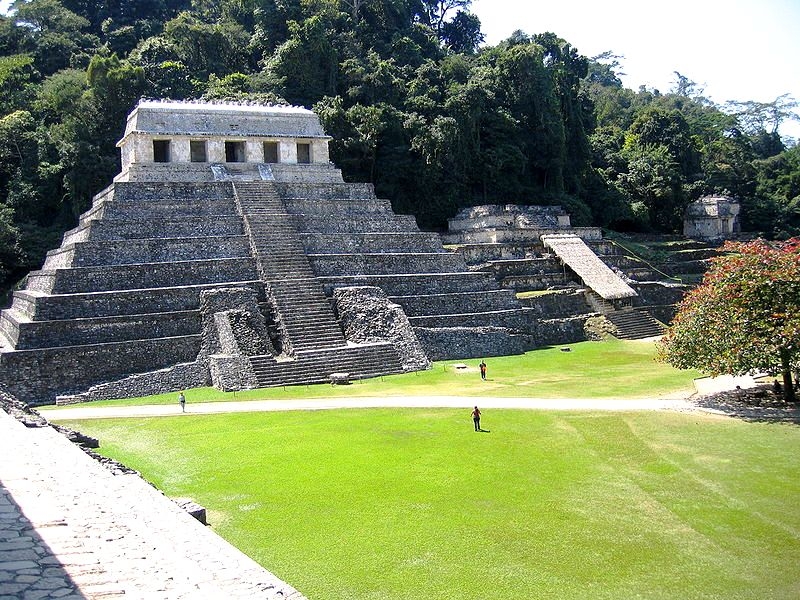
xmin=115 ymin=100 xmax=333 ymax=183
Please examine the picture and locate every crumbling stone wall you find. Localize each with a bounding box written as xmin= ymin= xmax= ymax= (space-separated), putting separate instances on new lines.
xmin=334 ymin=286 xmax=430 ymax=371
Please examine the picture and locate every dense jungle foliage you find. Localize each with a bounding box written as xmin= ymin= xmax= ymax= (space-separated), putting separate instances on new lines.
xmin=0 ymin=0 xmax=798 ymax=293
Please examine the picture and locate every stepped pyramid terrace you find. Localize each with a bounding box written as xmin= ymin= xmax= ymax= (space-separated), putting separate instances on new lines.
xmin=0 ymin=101 xmax=513 ymax=404
xmin=0 ymin=101 xmax=683 ymax=405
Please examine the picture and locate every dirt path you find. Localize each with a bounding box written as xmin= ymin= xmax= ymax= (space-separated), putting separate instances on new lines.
xmin=42 ymin=395 xmax=699 ymax=420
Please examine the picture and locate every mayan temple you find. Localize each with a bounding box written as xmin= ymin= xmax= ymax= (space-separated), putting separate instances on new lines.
xmin=0 ymin=100 xmax=545 ymax=404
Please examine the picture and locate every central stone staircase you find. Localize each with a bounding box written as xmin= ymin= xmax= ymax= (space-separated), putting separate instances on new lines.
xmin=269 ymin=182 xmax=535 ymax=360
xmin=232 ymin=181 xmax=403 ymax=387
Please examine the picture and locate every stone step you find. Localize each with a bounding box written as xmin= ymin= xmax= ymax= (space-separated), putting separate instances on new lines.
xmin=318 ymin=272 xmax=499 ymax=296
xmin=1 ymin=309 xmax=199 ymax=350
xmin=295 ymin=214 xmax=419 ymax=233
xmin=62 ymin=217 xmax=245 ymax=244
xmin=408 ymin=308 xmax=530 ymax=329
xmin=389 ymin=290 xmax=521 ymax=317
xmin=308 ymin=253 xmax=468 ymax=276
xmin=10 ymin=282 xmax=265 ymax=320
xmin=301 ymin=232 xmax=445 ymax=254
xmin=111 ymin=181 xmax=235 ymax=202
xmin=102 ymin=199 xmax=240 ymax=219
xmin=282 ymin=198 xmax=394 ymax=215
xmin=249 ymin=343 xmax=403 ymax=387
xmin=44 ymin=236 xmax=251 ymax=268
xmin=606 ymin=309 xmax=666 ymax=340
xmin=27 ymin=258 xmax=258 ymax=294
xmin=272 ymin=182 xmax=377 ymax=201
xmin=479 ymin=257 xmax=565 ymax=277
xmin=499 ymin=274 xmax=572 ymax=292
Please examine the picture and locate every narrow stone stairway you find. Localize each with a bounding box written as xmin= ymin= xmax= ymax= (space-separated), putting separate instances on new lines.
xmin=233 ymin=181 xmax=347 ymax=352
xmin=606 ymin=309 xmax=666 ymax=340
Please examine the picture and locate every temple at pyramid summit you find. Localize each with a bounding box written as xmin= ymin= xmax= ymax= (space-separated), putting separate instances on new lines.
xmin=0 ymin=100 xmax=672 ymax=405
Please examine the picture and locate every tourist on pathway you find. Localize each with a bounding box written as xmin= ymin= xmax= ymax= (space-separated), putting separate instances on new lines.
xmin=472 ymin=406 xmax=481 ymax=431
xmin=479 ymin=360 xmax=487 ymax=380
xmin=178 ymin=391 xmax=186 ymax=412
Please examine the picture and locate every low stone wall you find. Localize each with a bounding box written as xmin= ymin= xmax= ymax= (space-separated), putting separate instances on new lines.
xmin=56 ymin=361 xmax=210 ymax=404
xmin=414 ymin=327 xmax=529 ymax=361
xmin=632 ymin=281 xmax=689 ymax=306
xmin=516 ymin=290 xmax=593 ymax=319
xmin=442 ymin=227 xmax=602 ymax=245
xmin=334 ymin=286 xmax=430 ymax=371
xmin=408 ymin=309 xmax=531 ymax=330
xmin=209 ymin=355 xmax=259 ymax=391
xmin=534 ymin=316 xmax=593 ymax=346
xmin=199 ymin=288 xmax=274 ymax=359
xmin=451 ymin=243 xmax=544 ymax=264
xmin=0 ymin=335 xmax=201 ymax=405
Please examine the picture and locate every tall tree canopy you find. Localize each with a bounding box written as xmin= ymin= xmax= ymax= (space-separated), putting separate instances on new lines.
xmin=0 ymin=0 xmax=798 ymax=295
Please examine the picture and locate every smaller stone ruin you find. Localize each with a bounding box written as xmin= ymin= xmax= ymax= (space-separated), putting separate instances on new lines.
xmin=683 ymin=196 xmax=740 ymax=241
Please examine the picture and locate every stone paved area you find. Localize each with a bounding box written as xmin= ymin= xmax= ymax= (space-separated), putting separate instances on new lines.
xmin=0 ymin=410 xmax=306 ymax=600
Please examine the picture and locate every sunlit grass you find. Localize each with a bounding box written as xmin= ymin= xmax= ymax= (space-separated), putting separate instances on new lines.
xmin=57 ymin=410 xmax=800 ymax=600
xmin=39 ymin=339 xmax=701 ymax=410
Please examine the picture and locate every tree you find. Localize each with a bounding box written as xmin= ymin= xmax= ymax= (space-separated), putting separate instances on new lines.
xmin=658 ymin=238 xmax=800 ymax=402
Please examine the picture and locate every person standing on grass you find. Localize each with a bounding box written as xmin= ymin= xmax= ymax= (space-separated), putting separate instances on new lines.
xmin=479 ymin=360 xmax=487 ymax=380
xmin=472 ymin=406 xmax=481 ymax=431
xmin=178 ymin=391 xmax=186 ymax=412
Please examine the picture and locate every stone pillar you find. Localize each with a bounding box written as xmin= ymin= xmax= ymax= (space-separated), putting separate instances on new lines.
xmin=207 ymin=140 xmax=225 ymax=163
xmin=172 ymin=138 xmax=191 ymax=162
xmin=246 ymin=140 xmax=262 ymax=163
xmin=281 ymin=140 xmax=298 ymax=164
xmin=312 ymin=139 xmax=330 ymax=164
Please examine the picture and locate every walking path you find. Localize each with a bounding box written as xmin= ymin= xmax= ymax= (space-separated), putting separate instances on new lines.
xmin=40 ymin=395 xmax=697 ymax=421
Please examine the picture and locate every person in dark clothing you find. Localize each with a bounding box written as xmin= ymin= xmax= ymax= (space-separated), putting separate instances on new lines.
xmin=472 ymin=406 xmax=481 ymax=431
xmin=479 ymin=360 xmax=487 ymax=380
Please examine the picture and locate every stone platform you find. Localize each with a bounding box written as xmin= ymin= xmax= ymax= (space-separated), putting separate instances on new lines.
xmin=0 ymin=409 xmax=306 ymax=599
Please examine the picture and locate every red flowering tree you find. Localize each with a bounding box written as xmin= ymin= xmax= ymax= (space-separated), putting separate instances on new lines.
xmin=658 ymin=238 xmax=800 ymax=402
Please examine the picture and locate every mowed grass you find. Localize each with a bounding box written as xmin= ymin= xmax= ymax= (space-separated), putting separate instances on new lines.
xmin=40 ymin=339 xmax=701 ymax=410
xmin=58 ymin=409 xmax=800 ymax=599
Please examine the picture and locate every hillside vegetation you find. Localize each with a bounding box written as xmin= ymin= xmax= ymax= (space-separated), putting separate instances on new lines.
xmin=0 ymin=0 xmax=798 ymax=293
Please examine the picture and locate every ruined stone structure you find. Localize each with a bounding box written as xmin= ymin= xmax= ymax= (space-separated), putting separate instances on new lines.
xmin=683 ymin=196 xmax=741 ymax=241
xmin=443 ymin=205 xmax=672 ymax=340
xmin=0 ymin=101 xmax=540 ymax=404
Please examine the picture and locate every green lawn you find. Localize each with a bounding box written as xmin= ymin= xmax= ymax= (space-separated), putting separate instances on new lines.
xmin=40 ymin=339 xmax=702 ymax=410
xmin=58 ymin=409 xmax=800 ymax=600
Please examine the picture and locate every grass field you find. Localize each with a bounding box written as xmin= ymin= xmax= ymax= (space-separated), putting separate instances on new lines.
xmin=40 ymin=339 xmax=702 ymax=409
xmin=57 ymin=409 xmax=800 ymax=600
